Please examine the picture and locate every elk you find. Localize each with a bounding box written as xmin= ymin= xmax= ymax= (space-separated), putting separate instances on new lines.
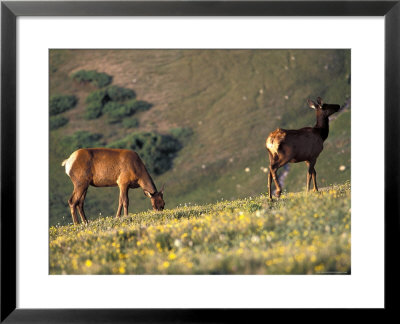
xmin=266 ymin=97 xmax=340 ymax=199
xmin=62 ymin=148 xmax=165 ymax=225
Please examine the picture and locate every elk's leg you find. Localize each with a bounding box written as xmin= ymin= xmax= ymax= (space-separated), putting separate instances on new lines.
xmin=123 ymin=187 xmax=129 ymax=216
xmin=270 ymin=165 xmax=282 ymax=197
xmin=305 ymin=161 xmax=317 ymax=193
xmin=267 ymin=152 xmax=274 ymax=200
xmin=116 ymin=194 xmax=123 ymax=218
xmin=268 ymin=168 xmax=273 ymax=200
xmin=268 ymin=151 xmax=283 ymax=198
xmin=306 ymin=164 xmax=312 ymax=193
xmin=116 ymin=183 xmax=129 ymax=218
xmin=68 ymin=184 xmax=87 ymax=225
xmin=311 ymin=169 xmax=318 ymax=192
xmin=77 ymin=188 xmax=88 ymax=225
xmin=68 ymin=192 xmax=79 ymax=225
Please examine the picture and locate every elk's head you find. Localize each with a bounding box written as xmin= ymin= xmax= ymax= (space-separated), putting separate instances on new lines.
xmin=307 ymin=97 xmax=340 ymax=118
xmin=144 ymin=185 xmax=165 ymax=211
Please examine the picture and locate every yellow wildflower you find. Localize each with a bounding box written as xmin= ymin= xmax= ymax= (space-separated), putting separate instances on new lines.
xmin=265 ymin=260 xmax=273 ymax=266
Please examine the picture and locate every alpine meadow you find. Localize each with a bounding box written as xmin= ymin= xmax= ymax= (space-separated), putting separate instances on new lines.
xmin=49 ymin=49 xmax=351 ymax=275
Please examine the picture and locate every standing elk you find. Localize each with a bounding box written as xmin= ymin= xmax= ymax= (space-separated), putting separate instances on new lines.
xmin=266 ymin=97 xmax=340 ymax=199
xmin=62 ymin=148 xmax=165 ymax=225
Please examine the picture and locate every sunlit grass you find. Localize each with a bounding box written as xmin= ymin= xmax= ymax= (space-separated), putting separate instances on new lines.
xmin=50 ymin=182 xmax=350 ymax=275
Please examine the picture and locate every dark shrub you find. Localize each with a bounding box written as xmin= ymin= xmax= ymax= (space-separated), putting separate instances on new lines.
xmin=108 ymin=132 xmax=181 ymax=174
xmin=61 ymin=131 xmax=103 ymax=153
xmin=84 ymin=85 xmax=150 ymax=122
xmin=50 ymin=116 xmax=69 ymax=130
xmin=106 ymin=85 xmax=136 ymax=102
xmin=92 ymin=73 xmax=113 ymax=88
xmin=170 ymin=127 xmax=193 ymax=140
xmin=122 ymin=118 xmax=139 ymax=129
xmin=103 ymin=101 xmax=127 ymax=115
xmin=71 ymin=70 xmax=88 ymax=83
xmin=49 ymin=95 xmax=77 ymax=116
xmin=103 ymin=101 xmax=136 ymax=123
xmin=85 ymin=89 xmax=108 ymax=105
xmin=72 ymin=70 xmax=93 ymax=83
xmin=159 ymin=135 xmax=182 ymax=153
xmin=125 ymin=99 xmax=152 ymax=113
xmin=71 ymin=70 xmax=112 ymax=88
xmin=84 ymin=102 xmax=103 ymax=120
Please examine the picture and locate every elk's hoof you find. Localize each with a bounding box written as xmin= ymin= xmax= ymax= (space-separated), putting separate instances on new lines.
xmin=275 ymin=190 xmax=282 ymax=198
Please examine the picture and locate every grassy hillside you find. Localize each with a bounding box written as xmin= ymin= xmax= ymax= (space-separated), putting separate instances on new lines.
xmin=49 ymin=49 xmax=350 ymax=226
xmin=50 ymin=183 xmax=351 ymax=275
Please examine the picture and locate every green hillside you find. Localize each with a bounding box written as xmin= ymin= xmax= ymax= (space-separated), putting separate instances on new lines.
xmin=49 ymin=49 xmax=350 ymax=226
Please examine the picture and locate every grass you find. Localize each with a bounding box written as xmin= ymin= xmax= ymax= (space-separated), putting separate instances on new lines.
xmin=49 ymin=182 xmax=351 ymax=275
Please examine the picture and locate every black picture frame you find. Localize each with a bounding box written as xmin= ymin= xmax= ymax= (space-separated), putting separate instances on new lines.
xmin=1 ymin=1 xmax=399 ymax=322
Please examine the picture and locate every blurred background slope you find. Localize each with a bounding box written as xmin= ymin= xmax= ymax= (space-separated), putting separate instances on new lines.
xmin=49 ymin=49 xmax=350 ymax=226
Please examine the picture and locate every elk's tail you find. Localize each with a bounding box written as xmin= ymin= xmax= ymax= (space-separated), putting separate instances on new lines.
xmin=61 ymin=151 xmax=79 ymax=176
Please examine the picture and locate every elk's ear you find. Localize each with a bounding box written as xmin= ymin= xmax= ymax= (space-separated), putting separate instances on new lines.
xmin=307 ymin=99 xmax=317 ymax=109
xmin=316 ymin=97 xmax=323 ymax=105
xmin=160 ymin=184 xmax=165 ymax=194
xmin=144 ymin=190 xmax=153 ymax=198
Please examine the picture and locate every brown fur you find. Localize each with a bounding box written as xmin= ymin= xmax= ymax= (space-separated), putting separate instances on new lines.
xmin=62 ymin=148 xmax=165 ymax=225
xmin=266 ymin=97 xmax=340 ymax=199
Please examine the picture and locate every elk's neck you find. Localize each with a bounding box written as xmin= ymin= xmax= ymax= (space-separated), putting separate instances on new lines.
xmin=314 ymin=115 xmax=330 ymax=141
xmin=139 ymin=173 xmax=157 ymax=195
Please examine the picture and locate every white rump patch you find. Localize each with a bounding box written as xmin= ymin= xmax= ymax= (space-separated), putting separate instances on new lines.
xmin=64 ymin=151 xmax=78 ymax=176
xmin=266 ymin=137 xmax=280 ymax=156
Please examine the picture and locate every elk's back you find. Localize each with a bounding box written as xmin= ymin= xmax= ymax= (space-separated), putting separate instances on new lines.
xmin=65 ymin=148 xmax=142 ymax=187
xmin=266 ymin=128 xmax=323 ymax=162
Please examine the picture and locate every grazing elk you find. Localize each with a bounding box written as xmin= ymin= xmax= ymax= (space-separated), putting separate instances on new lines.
xmin=62 ymin=148 xmax=165 ymax=225
xmin=266 ymin=97 xmax=340 ymax=199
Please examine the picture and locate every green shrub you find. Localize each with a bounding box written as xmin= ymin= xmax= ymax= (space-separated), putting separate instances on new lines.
xmin=50 ymin=116 xmax=69 ymax=130
xmin=103 ymin=102 xmax=130 ymax=115
xmin=122 ymin=118 xmax=139 ymax=129
xmin=106 ymin=85 xmax=136 ymax=102
xmin=92 ymin=73 xmax=113 ymax=88
xmin=61 ymin=131 xmax=103 ymax=153
xmin=49 ymin=95 xmax=77 ymax=116
xmin=84 ymin=102 xmax=103 ymax=120
xmin=159 ymin=135 xmax=182 ymax=154
xmin=71 ymin=70 xmax=112 ymax=88
xmin=108 ymin=132 xmax=181 ymax=174
xmin=124 ymin=99 xmax=152 ymax=113
xmin=85 ymin=89 xmax=108 ymax=105
xmin=84 ymin=85 xmax=151 ymax=122
xmin=103 ymin=102 xmax=135 ymax=123
xmin=170 ymin=127 xmax=193 ymax=140
xmin=71 ymin=70 xmax=91 ymax=83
